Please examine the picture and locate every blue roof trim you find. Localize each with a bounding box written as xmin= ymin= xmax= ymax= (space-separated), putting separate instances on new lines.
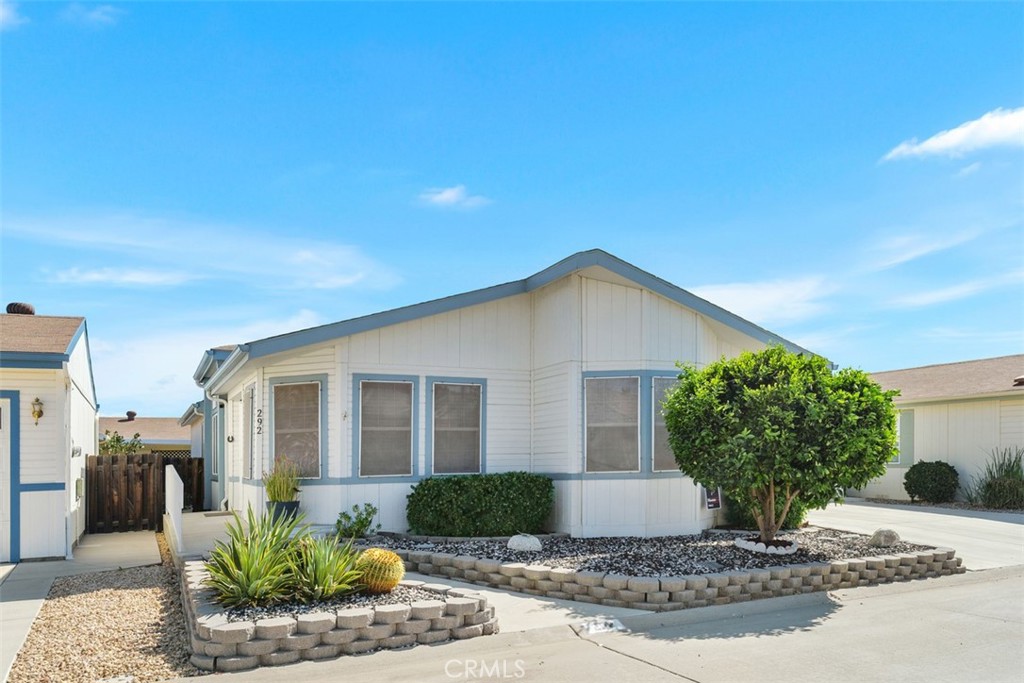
xmin=192 ymin=348 xmax=234 ymax=384
xmin=201 ymin=248 xmax=819 ymax=388
xmin=0 ymin=352 xmax=67 ymax=369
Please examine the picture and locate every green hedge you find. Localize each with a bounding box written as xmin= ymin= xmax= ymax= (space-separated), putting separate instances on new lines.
xmin=406 ymin=472 xmax=554 ymax=537
xmin=904 ymin=461 xmax=959 ymax=503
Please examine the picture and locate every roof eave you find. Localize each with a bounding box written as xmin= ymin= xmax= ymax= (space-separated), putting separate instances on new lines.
xmin=204 ymin=345 xmax=251 ymax=395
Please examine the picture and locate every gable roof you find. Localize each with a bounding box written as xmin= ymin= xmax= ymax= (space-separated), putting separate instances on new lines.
xmin=199 ymin=249 xmax=819 ymax=391
xmin=99 ymin=416 xmax=190 ymax=445
xmin=0 ymin=314 xmax=85 ymax=355
xmin=871 ymin=354 xmax=1024 ymax=403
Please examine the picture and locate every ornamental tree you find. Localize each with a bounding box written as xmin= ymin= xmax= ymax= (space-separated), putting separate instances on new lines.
xmin=100 ymin=430 xmax=143 ymax=456
xmin=663 ymin=346 xmax=898 ymax=543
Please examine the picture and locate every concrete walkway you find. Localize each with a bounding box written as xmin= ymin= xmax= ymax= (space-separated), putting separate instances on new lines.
xmin=0 ymin=531 xmax=160 ymax=682
xmin=807 ymin=499 xmax=1024 ymax=570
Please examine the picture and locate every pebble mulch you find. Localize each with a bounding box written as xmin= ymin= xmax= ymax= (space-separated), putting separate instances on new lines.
xmin=372 ymin=527 xmax=933 ymax=577
xmin=7 ymin=533 xmax=203 ymax=683
xmin=224 ymin=584 xmax=447 ymax=623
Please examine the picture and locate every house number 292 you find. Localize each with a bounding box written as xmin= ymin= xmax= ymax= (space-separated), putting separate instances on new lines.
xmin=255 ymin=408 xmax=263 ymax=434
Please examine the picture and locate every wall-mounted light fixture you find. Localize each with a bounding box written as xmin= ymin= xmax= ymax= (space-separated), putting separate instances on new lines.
xmin=31 ymin=397 xmax=44 ymax=425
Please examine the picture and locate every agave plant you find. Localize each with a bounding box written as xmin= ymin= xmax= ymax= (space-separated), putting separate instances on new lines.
xmin=204 ymin=505 xmax=310 ymax=608
xmin=289 ymin=535 xmax=363 ymax=603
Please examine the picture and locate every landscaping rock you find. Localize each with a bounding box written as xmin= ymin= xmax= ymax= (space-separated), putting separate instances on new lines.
xmin=507 ymin=534 xmax=543 ymax=552
xmin=868 ymin=529 xmax=901 ymax=547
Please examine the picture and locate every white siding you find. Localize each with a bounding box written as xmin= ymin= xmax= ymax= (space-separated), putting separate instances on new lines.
xmin=20 ymin=490 xmax=66 ymax=558
xmin=644 ymin=292 xmax=699 ymax=364
xmin=0 ymin=368 xmax=64 ymax=484
xmin=1000 ymin=399 xmax=1024 ymax=447
xmin=66 ymin=334 xmax=96 ymax=547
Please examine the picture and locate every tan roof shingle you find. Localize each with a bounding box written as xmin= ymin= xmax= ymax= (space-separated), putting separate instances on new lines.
xmin=99 ymin=416 xmax=190 ymax=444
xmin=0 ymin=314 xmax=85 ymax=355
xmin=871 ymin=354 xmax=1024 ymax=403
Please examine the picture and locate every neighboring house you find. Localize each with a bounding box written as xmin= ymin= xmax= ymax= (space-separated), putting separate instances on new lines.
xmin=189 ymin=345 xmax=236 ymax=509
xmin=0 ymin=308 xmax=97 ymax=561
xmin=192 ymin=250 xmax=816 ymax=537
xmin=99 ymin=413 xmax=191 ymax=456
xmin=854 ymin=355 xmax=1024 ymax=501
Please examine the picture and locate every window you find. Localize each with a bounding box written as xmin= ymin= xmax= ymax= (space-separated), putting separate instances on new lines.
xmin=273 ymin=382 xmax=321 ymax=478
xmin=585 ymin=376 xmax=640 ymax=473
xmin=432 ymin=383 xmax=482 ymax=474
xmin=890 ymin=410 xmax=914 ymax=466
xmin=652 ymin=377 xmax=678 ymax=472
xmin=360 ymin=381 xmax=413 ymax=477
xmin=243 ymin=383 xmax=255 ymax=479
xmin=211 ymin=411 xmax=220 ymax=478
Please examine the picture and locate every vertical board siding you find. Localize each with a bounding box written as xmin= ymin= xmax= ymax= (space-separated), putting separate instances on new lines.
xmin=583 ymin=279 xmax=643 ymax=363
xmin=20 ymin=491 xmax=65 ymax=558
xmin=1000 ymin=399 xmax=1024 ymax=447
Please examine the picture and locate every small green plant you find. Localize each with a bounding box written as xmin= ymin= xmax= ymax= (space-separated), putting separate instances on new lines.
xmin=355 ymin=548 xmax=405 ymax=594
xmin=289 ymin=536 xmax=363 ymax=603
xmin=964 ymin=446 xmax=1024 ymax=510
xmin=100 ymin=430 xmax=143 ymax=456
xmin=904 ymin=461 xmax=960 ymax=503
xmin=406 ymin=472 xmax=554 ymax=537
xmin=204 ymin=506 xmax=310 ymax=608
xmin=263 ymin=459 xmax=300 ymax=502
xmin=334 ymin=503 xmax=382 ymax=540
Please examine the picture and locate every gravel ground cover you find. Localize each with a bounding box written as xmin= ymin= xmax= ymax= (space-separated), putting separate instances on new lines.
xmin=8 ymin=534 xmax=202 ymax=683
xmin=865 ymin=498 xmax=1023 ymax=514
xmin=224 ymin=584 xmax=451 ymax=623
xmin=372 ymin=527 xmax=933 ymax=577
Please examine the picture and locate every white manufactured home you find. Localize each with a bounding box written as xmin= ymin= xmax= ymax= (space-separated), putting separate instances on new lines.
xmin=854 ymin=355 xmax=1024 ymax=501
xmin=0 ymin=310 xmax=97 ymax=561
xmin=193 ymin=250 xmax=814 ymax=537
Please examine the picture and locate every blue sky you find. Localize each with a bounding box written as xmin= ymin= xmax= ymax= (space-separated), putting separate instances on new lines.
xmin=2 ymin=2 xmax=1022 ymax=417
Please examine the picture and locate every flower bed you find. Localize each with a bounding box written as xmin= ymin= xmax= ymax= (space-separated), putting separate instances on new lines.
xmin=374 ymin=529 xmax=964 ymax=612
xmin=179 ymin=561 xmax=498 ymax=673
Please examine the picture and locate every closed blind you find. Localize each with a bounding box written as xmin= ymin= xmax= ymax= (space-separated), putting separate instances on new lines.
xmin=273 ymin=382 xmax=320 ymax=478
xmin=652 ymin=377 xmax=678 ymax=471
xmin=434 ymin=383 xmax=481 ymax=474
xmin=585 ymin=377 xmax=639 ymax=472
xmin=360 ymin=381 xmax=413 ymax=476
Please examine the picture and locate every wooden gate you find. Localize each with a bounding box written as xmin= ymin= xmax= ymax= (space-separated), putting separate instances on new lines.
xmin=158 ymin=453 xmax=205 ymax=512
xmin=86 ymin=454 xmax=164 ymax=533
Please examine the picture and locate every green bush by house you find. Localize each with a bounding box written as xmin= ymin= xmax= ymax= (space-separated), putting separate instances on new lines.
xmin=406 ymin=471 xmax=554 ymax=537
xmin=904 ymin=461 xmax=960 ymax=503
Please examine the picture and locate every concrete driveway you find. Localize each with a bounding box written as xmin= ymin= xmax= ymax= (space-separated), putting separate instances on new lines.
xmin=807 ymin=499 xmax=1024 ymax=570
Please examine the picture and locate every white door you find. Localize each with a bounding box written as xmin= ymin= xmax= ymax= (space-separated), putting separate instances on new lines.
xmin=0 ymin=398 xmax=12 ymax=563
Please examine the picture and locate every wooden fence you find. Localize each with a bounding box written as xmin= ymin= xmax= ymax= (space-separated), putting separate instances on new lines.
xmin=159 ymin=452 xmax=205 ymax=513
xmin=86 ymin=454 xmax=165 ymax=533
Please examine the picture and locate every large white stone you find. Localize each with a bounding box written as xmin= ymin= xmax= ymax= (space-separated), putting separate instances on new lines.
xmin=868 ymin=528 xmax=901 ymax=547
xmin=507 ymin=534 xmax=542 ymax=552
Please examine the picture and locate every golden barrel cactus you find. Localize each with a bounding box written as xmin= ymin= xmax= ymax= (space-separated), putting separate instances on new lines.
xmin=356 ymin=548 xmax=406 ymax=594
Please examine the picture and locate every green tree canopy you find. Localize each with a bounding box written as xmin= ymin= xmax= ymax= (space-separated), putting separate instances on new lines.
xmin=663 ymin=346 xmax=898 ymax=543
xmin=99 ymin=430 xmax=143 ymax=456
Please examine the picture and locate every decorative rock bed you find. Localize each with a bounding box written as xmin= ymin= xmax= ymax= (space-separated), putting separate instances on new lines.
xmin=382 ymin=539 xmax=964 ymax=612
xmin=179 ymin=561 xmax=498 ymax=673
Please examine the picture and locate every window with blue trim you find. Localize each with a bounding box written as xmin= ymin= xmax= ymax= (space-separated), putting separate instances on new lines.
xmin=273 ymin=381 xmax=321 ymax=478
xmin=359 ymin=380 xmax=414 ymax=477
xmin=584 ymin=376 xmax=640 ymax=473
xmin=652 ymin=377 xmax=679 ymax=472
xmin=432 ymin=382 xmax=482 ymax=474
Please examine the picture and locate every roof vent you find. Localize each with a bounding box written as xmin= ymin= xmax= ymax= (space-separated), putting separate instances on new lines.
xmin=119 ymin=410 xmax=138 ymax=422
xmin=1014 ymin=375 xmax=1024 ymax=387
xmin=6 ymin=302 xmax=36 ymax=315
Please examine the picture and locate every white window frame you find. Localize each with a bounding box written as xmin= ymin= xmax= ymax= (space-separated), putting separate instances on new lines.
xmin=272 ymin=380 xmax=322 ymax=480
xmin=431 ymin=381 xmax=483 ymax=475
xmin=358 ymin=379 xmax=414 ymax=478
xmin=584 ymin=375 xmax=641 ymax=474
xmin=211 ymin=411 xmax=220 ymax=478
xmin=243 ymin=383 xmax=256 ymax=480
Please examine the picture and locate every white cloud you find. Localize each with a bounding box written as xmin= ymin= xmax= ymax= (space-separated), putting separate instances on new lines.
xmin=866 ymin=228 xmax=984 ymax=271
xmin=888 ymin=270 xmax=1024 ymax=308
xmin=53 ymin=267 xmax=197 ymax=286
xmin=5 ymin=211 xmax=401 ymax=291
xmin=955 ymin=162 xmax=982 ymax=178
xmin=419 ymin=185 xmax=491 ymax=209
xmin=92 ymin=309 xmax=325 ymax=416
xmin=883 ymin=107 xmax=1024 ymax=161
xmin=0 ymin=1 xmax=28 ymax=30
xmin=60 ymin=3 xmax=124 ymax=26
xmin=689 ymin=276 xmax=836 ymax=326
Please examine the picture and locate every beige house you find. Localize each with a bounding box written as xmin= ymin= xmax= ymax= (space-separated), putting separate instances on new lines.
xmin=99 ymin=413 xmax=190 ymax=456
xmin=854 ymin=354 xmax=1024 ymax=500
xmin=0 ymin=310 xmax=97 ymax=561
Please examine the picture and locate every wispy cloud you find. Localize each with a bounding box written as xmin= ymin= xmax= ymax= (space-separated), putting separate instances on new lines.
xmin=918 ymin=327 xmax=1024 ymax=345
xmin=866 ymin=228 xmax=985 ymax=271
xmin=888 ymin=270 xmax=1024 ymax=308
xmin=52 ymin=267 xmax=197 ymax=286
xmin=689 ymin=276 xmax=837 ymax=326
xmin=5 ymin=211 xmax=402 ymax=291
xmin=883 ymin=107 xmax=1024 ymax=161
xmin=955 ymin=162 xmax=982 ymax=178
xmin=60 ymin=3 xmax=124 ymax=27
xmin=419 ymin=184 xmax=491 ymax=209
xmin=0 ymin=1 xmax=28 ymax=30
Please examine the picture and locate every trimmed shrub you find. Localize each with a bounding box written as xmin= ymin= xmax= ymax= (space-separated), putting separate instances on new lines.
xmin=965 ymin=446 xmax=1024 ymax=510
xmin=724 ymin=494 xmax=809 ymax=531
xmin=406 ymin=471 xmax=554 ymax=537
xmin=334 ymin=503 xmax=382 ymax=540
xmin=904 ymin=461 xmax=959 ymax=503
